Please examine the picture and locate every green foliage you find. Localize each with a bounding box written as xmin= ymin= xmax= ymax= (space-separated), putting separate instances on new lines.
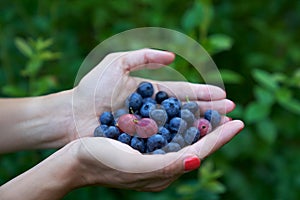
xmin=176 ymin=161 xmax=225 ymax=200
xmin=2 ymin=37 xmax=59 ymax=96
xmin=1 ymin=0 xmax=300 ymax=200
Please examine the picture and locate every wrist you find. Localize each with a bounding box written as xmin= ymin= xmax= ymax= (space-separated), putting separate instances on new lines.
xmin=53 ymin=141 xmax=88 ymax=190
xmin=37 ymin=89 xmax=75 ymax=148
xmin=0 ymin=89 xmax=75 ymax=152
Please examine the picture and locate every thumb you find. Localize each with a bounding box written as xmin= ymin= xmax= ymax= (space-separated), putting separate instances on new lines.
xmin=119 ymin=48 xmax=175 ymax=72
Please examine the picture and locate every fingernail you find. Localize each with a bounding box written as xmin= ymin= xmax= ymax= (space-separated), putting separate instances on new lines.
xmin=228 ymin=117 xmax=232 ymax=121
xmin=184 ymin=156 xmax=201 ymax=171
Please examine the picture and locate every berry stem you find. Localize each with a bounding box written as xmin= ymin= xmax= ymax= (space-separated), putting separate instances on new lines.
xmin=186 ymin=95 xmax=190 ymax=102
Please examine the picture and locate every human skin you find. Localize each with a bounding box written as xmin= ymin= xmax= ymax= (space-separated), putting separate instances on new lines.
xmin=0 ymin=49 xmax=244 ymax=199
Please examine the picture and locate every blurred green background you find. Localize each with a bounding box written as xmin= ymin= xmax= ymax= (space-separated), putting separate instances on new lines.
xmin=1 ymin=0 xmax=300 ymax=199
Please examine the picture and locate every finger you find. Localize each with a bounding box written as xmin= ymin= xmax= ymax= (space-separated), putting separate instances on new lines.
xmin=220 ymin=116 xmax=232 ymax=124
xmin=84 ymin=137 xmax=186 ymax=173
xmin=195 ymin=99 xmax=235 ymax=115
xmin=154 ymin=81 xmax=226 ymax=101
xmin=132 ymin=76 xmax=227 ymax=101
xmin=120 ymin=48 xmax=175 ymax=72
xmin=182 ymin=120 xmax=244 ymax=159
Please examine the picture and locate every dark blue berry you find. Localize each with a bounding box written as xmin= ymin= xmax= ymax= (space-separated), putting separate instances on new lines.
xmin=155 ymin=91 xmax=169 ymax=104
xmin=169 ymin=97 xmax=181 ymax=108
xmin=161 ymin=98 xmax=181 ymax=118
xmin=140 ymin=102 xmax=156 ymax=118
xmin=118 ymin=133 xmax=132 ymax=145
xmin=164 ymin=123 xmax=170 ymax=130
xmin=163 ymin=142 xmax=181 ymax=152
xmin=184 ymin=127 xmax=200 ymax=145
xmin=152 ymin=149 xmax=166 ymax=155
xmin=130 ymin=137 xmax=146 ymax=153
xmin=171 ymin=134 xmax=185 ymax=147
xmin=204 ymin=110 xmax=221 ymax=128
xmin=137 ymin=82 xmax=154 ymax=98
xmin=169 ymin=117 xmax=187 ymax=134
xmin=104 ymin=126 xmax=120 ymax=139
xmin=128 ymin=92 xmax=143 ymax=113
xmin=150 ymin=109 xmax=168 ymax=127
xmin=142 ymin=97 xmax=157 ymax=104
xmin=157 ymin=126 xmax=172 ymax=142
xmin=94 ymin=125 xmax=108 ymax=137
xmin=182 ymin=102 xmax=199 ymax=116
xmin=113 ymin=108 xmax=128 ymax=119
xmin=99 ymin=111 xmax=114 ymax=126
xmin=147 ymin=134 xmax=167 ymax=152
xmin=180 ymin=109 xmax=195 ymax=127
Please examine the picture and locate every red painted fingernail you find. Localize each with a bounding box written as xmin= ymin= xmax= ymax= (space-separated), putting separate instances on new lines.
xmin=184 ymin=156 xmax=201 ymax=171
xmin=228 ymin=117 xmax=232 ymax=121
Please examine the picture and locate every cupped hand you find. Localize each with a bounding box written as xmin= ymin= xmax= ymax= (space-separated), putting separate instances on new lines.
xmin=70 ymin=120 xmax=243 ymax=192
xmin=70 ymin=48 xmax=235 ymax=141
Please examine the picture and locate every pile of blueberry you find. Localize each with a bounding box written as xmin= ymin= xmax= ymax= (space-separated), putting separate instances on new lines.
xmin=94 ymin=82 xmax=221 ymax=154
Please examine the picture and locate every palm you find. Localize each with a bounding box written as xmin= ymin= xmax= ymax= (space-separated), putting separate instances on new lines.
xmin=71 ymin=49 xmax=235 ymax=140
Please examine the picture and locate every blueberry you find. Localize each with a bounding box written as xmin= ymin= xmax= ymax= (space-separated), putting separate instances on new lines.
xmin=204 ymin=110 xmax=221 ymax=128
xmin=94 ymin=125 xmax=108 ymax=137
xmin=164 ymin=123 xmax=170 ymax=130
xmin=128 ymin=92 xmax=143 ymax=113
xmin=183 ymin=127 xmax=200 ymax=145
xmin=163 ymin=142 xmax=181 ymax=152
xmin=155 ymin=91 xmax=169 ymax=104
xmin=152 ymin=149 xmax=166 ymax=155
xmin=161 ymin=98 xmax=181 ymax=118
xmin=99 ymin=111 xmax=114 ymax=126
xmin=137 ymin=82 xmax=154 ymax=98
xmin=149 ymin=109 xmax=168 ymax=127
xmin=169 ymin=117 xmax=187 ymax=134
xmin=113 ymin=108 xmax=128 ymax=119
xmin=142 ymin=97 xmax=157 ymax=104
xmin=140 ymin=102 xmax=156 ymax=118
xmin=104 ymin=126 xmax=120 ymax=139
xmin=130 ymin=136 xmax=146 ymax=153
xmin=182 ymin=102 xmax=199 ymax=117
xmin=169 ymin=97 xmax=181 ymax=108
xmin=147 ymin=134 xmax=167 ymax=152
xmin=171 ymin=134 xmax=185 ymax=147
xmin=180 ymin=109 xmax=195 ymax=127
xmin=118 ymin=133 xmax=132 ymax=145
xmin=157 ymin=126 xmax=172 ymax=142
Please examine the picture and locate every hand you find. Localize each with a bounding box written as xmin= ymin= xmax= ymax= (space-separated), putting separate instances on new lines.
xmin=68 ymin=119 xmax=244 ymax=192
xmin=70 ymin=48 xmax=235 ymax=141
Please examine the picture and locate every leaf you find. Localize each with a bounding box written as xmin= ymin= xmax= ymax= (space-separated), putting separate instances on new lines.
xmin=254 ymin=86 xmax=275 ymax=105
xmin=177 ymin=183 xmax=197 ymax=195
xmin=252 ymin=69 xmax=278 ymax=91
xmin=39 ymin=51 xmax=61 ymax=60
xmin=22 ymin=57 xmax=42 ymax=77
xmin=275 ymin=87 xmax=292 ymax=103
xmin=15 ymin=37 xmax=33 ymax=57
xmin=205 ymin=181 xmax=226 ymax=194
xmin=181 ymin=0 xmax=213 ymax=35
xmin=204 ymin=69 xmax=243 ymax=84
xmin=181 ymin=2 xmax=203 ymax=31
xmin=2 ymin=85 xmax=27 ymax=97
xmin=31 ymin=76 xmax=57 ymax=96
xmin=36 ymin=38 xmax=53 ymax=51
xmin=257 ymin=119 xmax=277 ymax=144
xmin=220 ymin=69 xmax=243 ymax=84
xmin=277 ymin=92 xmax=300 ymax=115
xmin=244 ymin=102 xmax=271 ymax=124
xmin=207 ymin=34 xmax=233 ymax=54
